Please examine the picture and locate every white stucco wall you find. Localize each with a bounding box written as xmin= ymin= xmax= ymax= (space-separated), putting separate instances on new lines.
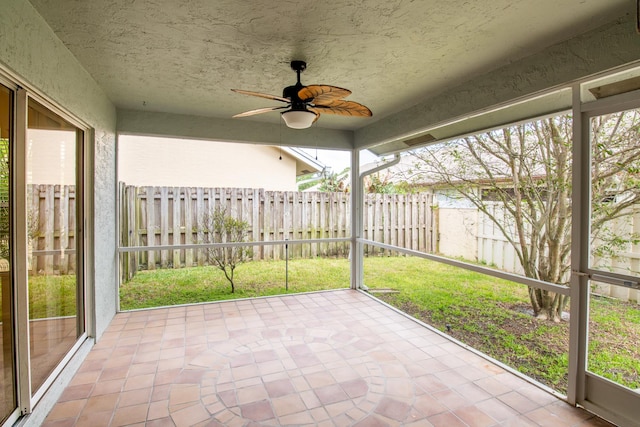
xmin=437 ymin=208 xmax=478 ymax=261
xmin=1 ymin=0 xmax=117 ymax=423
xmin=1 ymin=0 xmax=118 ymax=339
xmin=118 ymin=135 xmax=299 ymax=190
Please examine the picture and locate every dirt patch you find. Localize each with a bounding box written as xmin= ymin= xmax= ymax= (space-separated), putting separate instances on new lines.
xmin=377 ymin=294 xmax=571 ymax=391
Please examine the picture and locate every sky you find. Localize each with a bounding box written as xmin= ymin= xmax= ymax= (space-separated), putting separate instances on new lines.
xmin=299 ymin=148 xmax=380 ymax=173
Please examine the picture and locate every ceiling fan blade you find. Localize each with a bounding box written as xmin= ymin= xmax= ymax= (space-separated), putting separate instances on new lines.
xmin=306 ymin=108 xmax=322 ymax=123
xmin=298 ymin=85 xmax=351 ymax=104
xmin=233 ymin=106 xmax=288 ymax=118
xmin=231 ymin=89 xmax=290 ymax=103
xmin=312 ymin=100 xmax=372 ymax=117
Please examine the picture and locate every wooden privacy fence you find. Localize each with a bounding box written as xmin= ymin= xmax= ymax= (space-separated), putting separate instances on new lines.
xmin=30 ymin=184 xmax=76 ymax=275
xmin=119 ymin=184 xmax=433 ymax=280
xmin=363 ymin=192 xmax=434 ymax=256
xmin=25 ymin=182 xmax=639 ymax=302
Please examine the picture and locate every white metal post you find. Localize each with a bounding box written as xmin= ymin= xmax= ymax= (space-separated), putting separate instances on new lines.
xmin=350 ymin=149 xmax=362 ymax=289
xmin=567 ymin=83 xmax=589 ymax=406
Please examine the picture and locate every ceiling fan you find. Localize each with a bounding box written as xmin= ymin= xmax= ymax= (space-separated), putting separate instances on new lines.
xmin=231 ymin=60 xmax=372 ymax=129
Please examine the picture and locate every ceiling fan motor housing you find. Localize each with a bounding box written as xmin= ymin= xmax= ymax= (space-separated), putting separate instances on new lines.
xmin=283 ymin=83 xmax=307 ymax=110
xmin=290 ymin=60 xmax=307 ymax=73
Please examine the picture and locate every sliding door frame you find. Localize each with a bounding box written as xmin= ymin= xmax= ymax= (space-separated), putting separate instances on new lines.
xmin=0 ymin=68 xmax=93 ymax=424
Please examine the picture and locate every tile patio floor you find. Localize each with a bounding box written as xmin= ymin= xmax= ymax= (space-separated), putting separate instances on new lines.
xmin=42 ymin=290 xmax=614 ymax=426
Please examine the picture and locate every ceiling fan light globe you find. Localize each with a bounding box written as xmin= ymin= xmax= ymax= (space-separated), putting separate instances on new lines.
xmin=281 ymin=110 xmax=316 ymax=129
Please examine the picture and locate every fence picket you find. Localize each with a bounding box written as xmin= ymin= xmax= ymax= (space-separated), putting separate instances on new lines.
xmin=172 ymin=187 xmax=181 ymax=268
xmin=184 ymin=187 xmax=194 ymax=267
xmin=292 ymin=191 xmax=300 ymax=258
xmin=128 ymin=183 xmax=138 ymax=276
xmin=160 ymin=187 xmax=169 ymax=267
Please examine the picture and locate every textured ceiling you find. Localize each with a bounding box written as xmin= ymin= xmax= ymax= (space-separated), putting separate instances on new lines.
xmin=28 ymin=0 xmax=631 ymax=132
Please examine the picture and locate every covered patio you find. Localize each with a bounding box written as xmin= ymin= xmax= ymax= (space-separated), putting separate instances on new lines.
xmin=2 ymin=0 xmax=640 ymax=425
xmin=43 ymin=290 xmax=609 ymax=426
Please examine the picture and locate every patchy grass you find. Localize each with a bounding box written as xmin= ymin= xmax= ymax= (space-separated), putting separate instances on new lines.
xmin=587 ymin=295 xmax=640 ymax=387
xmin=363 ymin=256 xmax=640 ymax=393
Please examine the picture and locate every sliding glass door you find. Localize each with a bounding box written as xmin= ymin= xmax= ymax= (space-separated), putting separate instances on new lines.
xmin=0 ymin=83 xmax=16 ymax=426
xmin=26 ymin=98 xmax=85 ymax=396
xmin=0 ymin=76 xmax=88 ymax=425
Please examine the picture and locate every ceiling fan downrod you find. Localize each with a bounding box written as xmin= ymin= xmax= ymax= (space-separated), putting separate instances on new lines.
xmin=284 ymin=60 xmax=308 ymax=111
xmin=290 ymin=60 xmax=307 ymax=84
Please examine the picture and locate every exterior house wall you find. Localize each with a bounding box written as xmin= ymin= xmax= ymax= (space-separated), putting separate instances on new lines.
xmin=118 ymin=135 xmax=299 ymax=190
xmin=1 ymin=0 xmax=117 ymax=423
xmin=2 ymin=0 xmax=118 ymax=341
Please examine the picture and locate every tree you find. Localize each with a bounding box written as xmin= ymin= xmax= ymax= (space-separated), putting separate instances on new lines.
xmin=401 ymin=112 xmax=640 ymax=322
xmin=200 ymin=208 xmax=251 ymax=293
xmin=297 ymin=167 xmax=351 ymax=192
xmin=590 ymin=111 xmax=640 ymax=271
xmin=364 ymin=171 xmax=397 ymax=194
xmin=318 ymin=167 xmax=350 ymax=192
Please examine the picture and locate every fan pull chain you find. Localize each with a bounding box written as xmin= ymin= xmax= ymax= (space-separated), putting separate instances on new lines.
xmin=279 ymin=118 xmax=283 ymax=160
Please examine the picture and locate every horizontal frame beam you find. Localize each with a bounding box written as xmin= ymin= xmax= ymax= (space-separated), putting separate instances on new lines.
xmin=359 ymin=239 xmax=570 ymax=296
xmin=118 ymin=237 xmax=351 ymax=253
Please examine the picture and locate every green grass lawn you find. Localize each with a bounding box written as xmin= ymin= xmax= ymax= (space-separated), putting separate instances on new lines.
xmin=30 ymin=256 xmax=638 ymax=395
xmin=119 ymin=258 xmax=351 ymax=309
